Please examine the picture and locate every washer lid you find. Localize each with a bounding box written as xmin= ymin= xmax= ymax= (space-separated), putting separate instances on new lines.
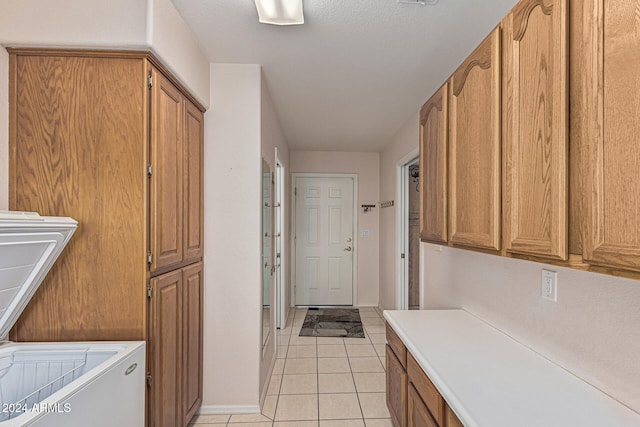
xmin=0 ymin=212 xmax=77 ymax=338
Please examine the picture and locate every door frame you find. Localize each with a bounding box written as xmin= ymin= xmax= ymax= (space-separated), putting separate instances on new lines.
xmin=291 ymin=173 xmax=359 ymax=307
xmin=274 ymin=150 xmax=286 ymax=329
xmin=397 ymin=150 xmax=421 ymax=310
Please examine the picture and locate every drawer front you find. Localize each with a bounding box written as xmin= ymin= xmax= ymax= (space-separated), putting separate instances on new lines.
xmin=386 ymin=323 xmax=407 ymax=368
xmin=408 ymin=383 xmax=439 ymax=427
xmin=446 ymin=404 xmax=464 ymax=427
xmin=407 ymin=352 xmax=445 ymax=426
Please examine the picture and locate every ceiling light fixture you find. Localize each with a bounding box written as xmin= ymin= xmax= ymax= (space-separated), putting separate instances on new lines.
xmin=254 ymin=0 xmax=304 ymax=26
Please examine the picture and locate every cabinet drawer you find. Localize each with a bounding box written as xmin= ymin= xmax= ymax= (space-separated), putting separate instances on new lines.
xmin=407 ymin=352 xmax=445 ymax=426
xmin=445 ymin=404 xmax=464 ymax=427
xmin=386 ymin=323 xmax=407 ymax=368
xmin=408 ymin=383 xmax=439 ymax=427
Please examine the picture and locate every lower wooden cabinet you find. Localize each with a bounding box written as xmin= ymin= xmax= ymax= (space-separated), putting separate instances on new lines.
xmin=408 ymin=383 xmax=439 ymax=427
xmin=149 ymin=262 xmax=203 ymax=427
xmin=387 ymin=345 xmax=408 ymax=427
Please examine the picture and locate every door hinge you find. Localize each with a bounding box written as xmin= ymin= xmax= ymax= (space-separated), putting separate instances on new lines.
xmin=147 ymin=284 xmax=153 ymax=299
xmin=146 ymin=373 xmax=152 ymax=387
xmin=147 ymin=251 xmax=153 ymax=265
xmin=294 ymin=187 xmax=297 ymax=196
xmin=147 ymin=164 xmax=152 ymax=177
xmin=147 ymin=74 xmax=153 ymax=90
xmin=401 ymin=253 xmax=406 ymax=259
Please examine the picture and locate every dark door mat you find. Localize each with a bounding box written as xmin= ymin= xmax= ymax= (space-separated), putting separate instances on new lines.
xmin=299 ymin=308 xmax=365 ymax=338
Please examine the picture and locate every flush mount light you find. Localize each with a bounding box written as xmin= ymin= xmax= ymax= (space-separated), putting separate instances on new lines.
xmin=398 ymin=0 xmax=438 ymax=5
xmin=254 ymin=0 xmax=304 ymax=26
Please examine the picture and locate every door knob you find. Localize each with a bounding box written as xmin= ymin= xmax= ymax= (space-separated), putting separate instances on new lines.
xmin=344 ymin=246 xmax=352 ymax=252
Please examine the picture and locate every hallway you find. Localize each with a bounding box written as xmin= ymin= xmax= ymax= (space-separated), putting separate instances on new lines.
xmin=191 ymin=307 xmax=392 ymax=426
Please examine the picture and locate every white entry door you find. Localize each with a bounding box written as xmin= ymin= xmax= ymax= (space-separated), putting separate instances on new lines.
xmin=295 ymin=176 xmax=355 ymax=306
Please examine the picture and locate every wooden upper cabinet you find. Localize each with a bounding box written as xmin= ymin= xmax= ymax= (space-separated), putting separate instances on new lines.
xmin=580 ymin=0 xmax=640 ymax=272
xmin=151 ymin=67 xmax=184 ymax=272
xmin=448 ymin=28 xmax=502 ymax=251
xmin=183 ymin=101 xmax=204 ymax=262
xmin=503 ymin=0 xmax=569 ymax=260
xmin=419 ymin=84 xmax=448 ymax=244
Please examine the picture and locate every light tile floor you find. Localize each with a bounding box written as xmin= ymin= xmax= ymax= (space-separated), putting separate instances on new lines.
xmin=191 ymin=307 xmax=392 ymax=427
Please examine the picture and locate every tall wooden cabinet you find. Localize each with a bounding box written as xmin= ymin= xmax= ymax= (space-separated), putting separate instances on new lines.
xmin=502 ymin=0 xmax=569 ymax=260
xmin=448 ymin=28 xmax=502 ymax=251
xmin=8 ymin=49 xmax=204 ymax=427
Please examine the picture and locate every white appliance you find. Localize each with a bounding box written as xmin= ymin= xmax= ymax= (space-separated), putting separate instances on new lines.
xmin=0 ymin=212 xmax=145 ymax=426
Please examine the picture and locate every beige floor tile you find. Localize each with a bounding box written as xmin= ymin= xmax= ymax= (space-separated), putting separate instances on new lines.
xmin=262 ymin=395 xmax=277 ymax=419
xmin=289 ymin=335 xmax=317 ymax=346
xmin=353 ymin=373 xmax=386 ymax=393
xmin=346 ymin=344 xmax=377 ymax=358
xmin=358 ymin=393 xmax=390 ymax=419
xmin=287 ymin=345 xmax=317 ymax=358
xmin=280 ymin=374 xmax=318 ymax=394
xmin=227 ymin=422 xmax=272 ymax=427
xmin=373 ymin=344 xmax=386 ymax=357
xmin=349 ymin=357 xmax=384 ymax=373
xmin=274 ymin=421 xmax=318 ymax=427
xmin=277 ymin=345 xmax=288 ymax=358
xmin=228 ymin=413 xmax=272 ymax=423
xmin=273 ymin=359 xmax=285 ymax=375
xmin=191 ymin=414 xmax=231 ymax=423
xmin=316 ymin=337 xmax=345 ymax=345
xmin=317 ymin=344 xmax=347 ymax=358
xmin=284 ymin=358 xmax=317 ymax=375
xmin=364 ymin=325 xmax=385 ymax=334
xmin=321 ymin=419 xmax=365 ymax=427
xmin=318 ymin=373 xmax=356 ymax=393
xmin=267 ymin=374 xmax=282 ymax=395
xmin=274 ymin=394 xmax=319 ymax=421
xmin=379 ymin=356 xmax=386 ymax=371
xmin=364 ymin=419 xmax=393 ymax=427
xmin=319 ymin=393 xmax=362 ymax=420
xmin=343 ymin=337 xmax=370 ymax=345
xmin=367 ymin=333 xmax=386 ymax=344
xmin=318 ymin=358 xmax=351 ymax=374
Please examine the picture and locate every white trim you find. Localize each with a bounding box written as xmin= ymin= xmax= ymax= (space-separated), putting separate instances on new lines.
xmin=291 ymin=173 xmax=358 ymax=307
xmin=396 ymin=149 xmax=419 ymax=310
xmin=274 ymin=149 xmax=286 ymax=329
xmin=198 ymin=405 xmax=261 ymax=415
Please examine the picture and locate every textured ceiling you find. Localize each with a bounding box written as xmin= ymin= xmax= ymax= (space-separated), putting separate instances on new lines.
xmin=171 ymin=0 xmax=519 ymax=152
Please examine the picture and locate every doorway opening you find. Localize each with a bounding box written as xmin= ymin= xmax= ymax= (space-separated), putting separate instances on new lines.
xmin=398 ymin=153 xmax=420 ymax=310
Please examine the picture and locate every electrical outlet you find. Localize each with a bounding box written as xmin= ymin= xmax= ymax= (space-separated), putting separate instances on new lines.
xmin=541 ymin=269 xmax=557 ymax=302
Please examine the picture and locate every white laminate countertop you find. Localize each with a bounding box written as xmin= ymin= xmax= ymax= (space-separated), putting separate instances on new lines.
xmin=383 ymin=309 xmax=640 ymax=427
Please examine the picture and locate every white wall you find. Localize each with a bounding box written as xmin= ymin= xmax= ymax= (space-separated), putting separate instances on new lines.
xmin=378 ymin=112 xmax=420 ymax=310
xmin=203 ymin=64 xmax=262 ymax=412
xmin=290 ymin=150 xmax=380 ymax=306
xmin=0 ymin=0 xmax=210 ymax=209
xmin=422 ymin=245 xmax=640 ymax=413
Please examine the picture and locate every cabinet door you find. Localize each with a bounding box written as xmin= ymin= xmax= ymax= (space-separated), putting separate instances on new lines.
xmin=386 ymin=345 xmax=408 ymax=427
xmin=408 ymin=383 xmax=438 ymax=427
xmin=419 ymin=84 xmax=448 ymax=244
xmin=503 ymin=0 xmax=568 ymax=260
xmin=182 ymin=262 xmax=204 ymax=424
xmin=449 ymin=28 xmax=502 ymax=251
xmin=150 ymin=67 xmax=184 ymax=271
xmin=445 ymin=404 xmax=464 ymax=427
xmin=183 ymin=101 xmax=204 ymax=262
xmin=149 ymin=270 xmax=183 ymax=427
xmin=580 ymin=0 xmax=640 ymax=272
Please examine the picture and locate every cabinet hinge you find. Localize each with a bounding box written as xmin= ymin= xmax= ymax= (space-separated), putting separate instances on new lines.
xmin=147 ymin=74 xmax=153 ymax=90
xmin=146 ymin=373 xmax=152 ymax=387
xmin=147 ymin=251 xmax=153 ymax=265
xmin=147 ymin=164 xmax=152 ymax=177
xmin=147 ymin=284 xmax=153 ymax=299
xmin=401 ymin=253 xmax=406 ymax=259
xmin=294 ymin=187 xmax=297 ymax=196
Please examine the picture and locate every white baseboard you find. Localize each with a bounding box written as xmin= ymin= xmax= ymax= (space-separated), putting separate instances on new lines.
xmin=198 ymin=404 xmax=261 ymax=415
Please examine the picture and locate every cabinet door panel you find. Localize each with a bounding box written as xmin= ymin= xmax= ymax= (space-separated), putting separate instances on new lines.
xmin=503 ymin=0 xmax=568 ymax=260
xmin=408 ymin=383 xmax=438 ymax=427
xmin=420 ymin=84 xmax=448 ymax=244
xmin=183 ymin=101 xmax=204 ymax=262
xmin=149 ymin=270 xmax=183 ymax=427
xmin=386 ymin=345 xmax=407 ymax=427
xmin=182 ymin=262 xmax=204 ymax=424
xmin=581 ymin=0 xmax=640 ymax=271
xmin=151 ymin=68 xmax=184 ymax=271
xmin=449 ymin=28 xmax=502 ymax=250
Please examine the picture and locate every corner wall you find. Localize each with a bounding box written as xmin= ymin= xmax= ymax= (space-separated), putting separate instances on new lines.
xmin=290 ymin=150 xmax=380 ymax=307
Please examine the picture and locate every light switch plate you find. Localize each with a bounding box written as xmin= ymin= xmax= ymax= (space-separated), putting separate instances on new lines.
xmin=541 ymin=269 xmax=557 ymax=302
